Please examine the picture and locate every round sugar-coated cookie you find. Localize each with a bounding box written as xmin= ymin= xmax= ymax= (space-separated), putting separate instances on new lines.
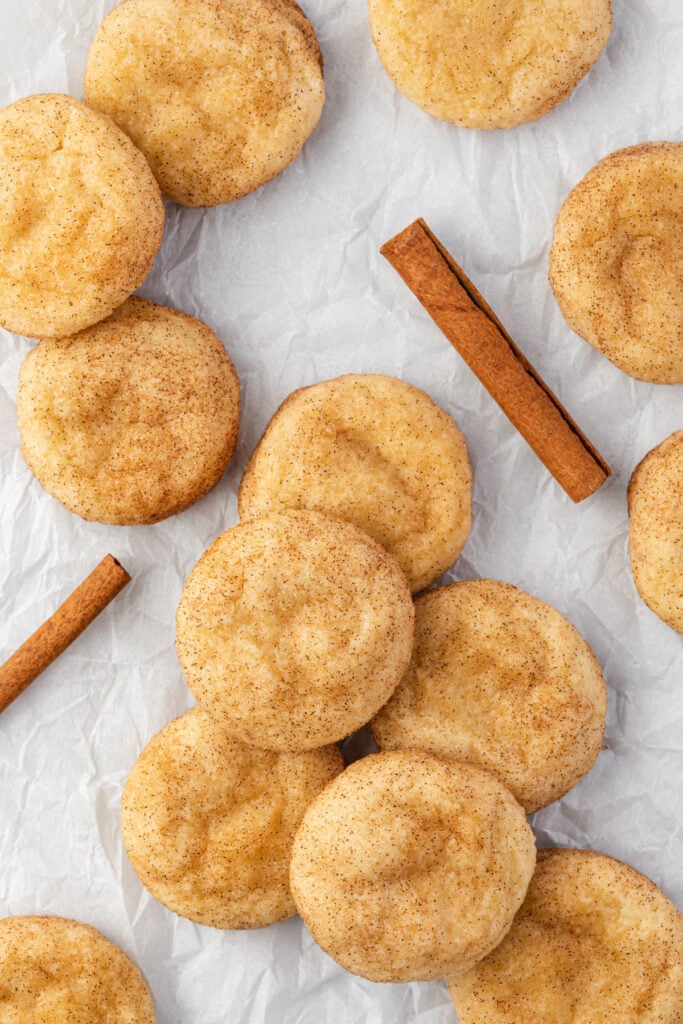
xmin=629 ymin=431 xmax=683 ymax=633
xmin=121 ymin=708 xmax=343 ymax=929
xmin=550 ymin=142 xmax=683 ymax=383
xmin=366 ymin=0 xmax=611 ymax=129
xmin=371 ymin=580 xmax=607 ymax=813
xmin=238 ymin=374 xmax=472 ymax=593
xmin=449 ymin=848 xmax=683 ymax=1024
xmin=0 ymin=915 xmax=155 ymax=1023
xmin=175 ymin=510 xmax=414 ymax=751
xmin=0 ymin=93 xmax=163 ymax=339
xmin=84 ymin=0 xmax=325 ymax=207
xmin=17 ymin=298 xmax=240 ymax=525
xmin=290 ymin=750 xmax=536 ymax=982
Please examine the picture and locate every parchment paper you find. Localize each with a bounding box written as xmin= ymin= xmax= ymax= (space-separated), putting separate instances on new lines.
xmin=0 ymin=1 xmax=681 ymax=1020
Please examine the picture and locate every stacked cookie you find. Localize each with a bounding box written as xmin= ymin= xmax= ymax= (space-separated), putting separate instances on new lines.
xmin=117 ymin=373 xmax=681 ymax=1013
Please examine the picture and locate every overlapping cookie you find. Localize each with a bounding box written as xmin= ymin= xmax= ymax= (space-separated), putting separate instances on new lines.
xmin=449 ymin=848 xmax=683 ymax=1023
xmin=239 ymin=374 xmax=472 ymax=593
xmin=290 ymin=750 xmax=536 ymax=982
xmin=176 ymin=510 xmax=414 ymax=750
xmin=122 ymin=708 xmax=343 ymax=929
xmin=372 ymin=580 xmax=607 ymax=812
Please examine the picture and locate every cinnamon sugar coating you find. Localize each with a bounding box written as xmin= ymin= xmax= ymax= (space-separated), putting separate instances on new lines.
xmin=0 ymin=93 xmax=163 ymax=338
xmin=371 ymin=580 xmax=607 ymax=812
xmin=550 ymin=142 xmax=683 ymax=383
xmin=367 ymin=0 xmax=611 ymax=128
xmin=238 ymin=374 xmax=472 ymax=594
xmin=629 ymin=431 xmax=683 ymax=632
xmin=290 ymin=750 xmax=536 ymax=982
xmin=175 ymin=511 xmax=415 ymax=751
xmin=450 ymin=848 xmax=683 ymax=1024
xmin=17 ymin=298 xmax=240 ymax=525
xmin=0 ymin=916 xmax=155 ymax=1023
xmin=85 ymin=0 xmax=325 ymax=206
xmin=122 ymin=708 xmax=343 ymax=929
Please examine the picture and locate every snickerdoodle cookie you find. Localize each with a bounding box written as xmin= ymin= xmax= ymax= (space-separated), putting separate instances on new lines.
xmin=550 ymin=142 xmax=683 ymax=383
xmin=0 ymin=915 xmax=155 ymax=1023
xmin=121 ymin=708 xmax=343 ymax=929
xmin=290 ymin=750 xmax=536 ymax=982
xmin=449 ymin=848 xmax=683 ymax=1024
xmin=17 ymin=298 xmax=240 ymax=525
xmin=367 ymin=0 xmax=611 ymax=129
xmin=85 ymin=0 xmax=325 ymax=206
xmin=629 ymin=431 xmax=683 ymax=632
xmin=0 ymin=93 xmax=163 ymax=339
xmin=371 ymin=580 xmax=607 ymax=812
xmin=175 ymin=511 xmax=414 ymax=751
xmin=238 ymin=374 xmax=472 ymax=593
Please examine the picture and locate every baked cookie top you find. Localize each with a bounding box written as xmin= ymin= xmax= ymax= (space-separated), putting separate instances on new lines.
xmin=550 ymin=142 xmax=683 ymax=383
xmin=0 ymin=916 xmax=155 ymax=1023
xmin=629 ymin=431 xmax=683 ymax=633
xmin=175 ymin=510 xmax=414 ymax=751
xmin=238 ymin=374 xmax=472 ymax=593
xmin=122 ymin=708 xmax=343 ymax=929
xmin=0 ymin=93 xmax=163 ymax=338
xmin=371 ymin=580 xmax=607 ymax=812
xmin=85 ymin=0 xmax=325 ymax=206
xmin=367 ymin=0 xmax=611 ymax=128
xmin=17 ymin=297 xmax=240 ymax=525
xmin=290 ymin=750 xmax=536 ymax=982
xmin=449 ymin=848 xmax=683 ymax=1024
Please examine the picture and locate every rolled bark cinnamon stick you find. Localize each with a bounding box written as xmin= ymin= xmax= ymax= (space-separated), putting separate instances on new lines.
xmin=0 ymin=554 xmax=131 ymax=716
xmin=381 ymin=218 xmax=610 ymax=502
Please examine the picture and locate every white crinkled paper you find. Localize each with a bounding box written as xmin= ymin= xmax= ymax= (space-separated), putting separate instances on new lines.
xmin=0 ymin=1 xmax=682 ymax=1020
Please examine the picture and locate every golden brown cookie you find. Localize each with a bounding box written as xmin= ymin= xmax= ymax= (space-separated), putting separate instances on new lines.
xmin=121 ymin=708 xmax=343 ymax=929
xmin=238 ymin=374 xmax=472 ymax=593
xmin=290 ymin=750 xmax=536 ymax=982
xmin=0 ymin=93 xmax=163 ymax=339
xmin=550 ymin=142 xmax=683 ymax=383
xmin=449 ymin=848 xmax=683 ymax=1024
xmin=175 ymin=510 xmax=415 ymax=751
xmin=0 ymin=915 xmax=155 ymax=1023
xmin=628 ymin=431 xmax=683 ymax=632
xmin=371 ymin=580 xmax=607 ymax=812
xmin=367 ymin=0 xmax=611 ymax=129
xmin=84 ymin=0 xmax=325 ymax=207
xmin=17 ymin=298 xmax=240 ymax=525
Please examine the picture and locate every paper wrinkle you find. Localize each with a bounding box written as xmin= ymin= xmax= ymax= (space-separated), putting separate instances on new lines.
xmin=0 ymin=0 xmax=682 ymax=1020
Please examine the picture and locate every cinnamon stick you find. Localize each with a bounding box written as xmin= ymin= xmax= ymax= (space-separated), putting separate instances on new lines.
xmin=0 ymin=554 xmax=131 ymax=716
xmin=380 ymin=219 xmax=610 ymax=502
